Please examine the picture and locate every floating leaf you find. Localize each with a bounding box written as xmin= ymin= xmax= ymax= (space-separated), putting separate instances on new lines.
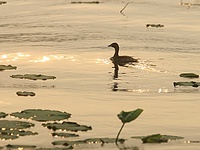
xmin=0 ymin=120 xmax=36 ymax=140
xmin=10 ymin=109 xmax=71 ymax=122
xmin=6 ymin=144 xmax=36 ymax=149
xmin=36 ymin=147 xmax=73 ymax=150
xmin=52 ymin=138 xmax=125 ymax=146
xmin=0 ymin=112 xmax=8 ymax=118
xmin=117 ymin=109 xmax=143 ymax=123
xmin=179 ymin=73 xmax=199 ymax=78
xmin=132 ymin=134 xmax=184 ymax=143
xmin=71 ymin=1 xmax=100 ymax=4
xmin=146 ymin=24 xmax=164 ymax=28
xmin=42 ymin=121 xmax=92 ymax=132
xmin=16 ymin=91 xmax=36 ymax=97
xmin=0 ymin=120 xmax=35 ymax=129
xmin=52 ymin=140 xmax=86 ymax=146
xmin=173 ymin=81 xmax=200 ymax=87
xmin=85 ymin=138 xmax=125 ymax=144
xmin=0 ymin=65 xmax=17 ymax=71
xmin=51 ymin=132 xmax=79 ymax=138
xmin=10 ymin=74 xmax=56 ymax=80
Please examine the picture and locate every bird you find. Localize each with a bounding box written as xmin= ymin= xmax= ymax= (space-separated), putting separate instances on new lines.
xmin=108 ymin=42 xmax=139 ymax=66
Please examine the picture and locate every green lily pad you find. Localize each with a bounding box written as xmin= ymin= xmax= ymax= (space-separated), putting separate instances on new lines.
xmin=0 ymin=129 xmax=38 ymax=140
xmin=16 ymin=91 xmax=36 ymax=97
xmin=173 ymin=81 xmax=200 ymax=87
xmin=10 ymin=109 xmax=71 ymax=122
xmin=71 ymin=1 xmax=100 ymax=4
xmin=10 ymin=74 xmax=56 ymax=81
xmin=179 ymin=73 xmax=199 ymax=78
xmin=0 ymin=112 xmax=8 ymax=118
xmin=36 ymin=147 xmax=73 ymax=150
xmin=85 ymin=138 xmax=125 ymax=144
xmin=6 ymin=144 xmax=36 ymax=149
xmin=42 ymin=121 xmax=92 ymax=132
xmin=132 ymin=134 xmax=184 ymax=143
xmin=0 ymin=65 xmax=17 ymax=71
xmin=117 ymin=108 xmax=143 ymax=123
xmin=0 ymin=120 xmax=35 ymax=129
xmin=51 ymin=132 xmax=79 ymax=138
xmin=52 ymin=138 xmax=125 ymax=146
xmin=0 ymin=120 xmax=36 ymax=140
xmin=146 ymin=24 xmax=164 ymax=28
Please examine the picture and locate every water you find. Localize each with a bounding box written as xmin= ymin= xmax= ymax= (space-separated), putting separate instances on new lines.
xmin=0 ymin=0 xmax=200 ymax=149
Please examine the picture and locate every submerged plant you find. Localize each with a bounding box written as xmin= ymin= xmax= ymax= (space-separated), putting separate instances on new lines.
xmin=116 ymin=108 xmax=143 ymax=144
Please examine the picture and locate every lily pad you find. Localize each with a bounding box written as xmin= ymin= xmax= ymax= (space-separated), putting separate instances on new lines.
xmin=10 ymin=109 xmax=71 ymax=122
xmin=0 ymin=120 xmax=36 ymax=140
xmin=0 ymin=65 xmax=17 ymax=71
xmin=6 ymin=144 xmax=36 ymax=149
xmin=42 ymin=121 xmax=92 ymax=132
xmin=0 ymin=112 xmax=8 ymax=118
xmin=179 ymin=73 xmax=199 ymax=78
xmin=173 ymin=81 xmax=200 ymax=87
xmin=71 ymin=1 xmax=100 ymax=4
xmin=10 ymin=74 xmax=56 ymax=80
xmin=117 ymin=108 xmax=143 ymax=123
xmin=16 ymin=91 xmax=36 ymax=97
xmin=36 ymin=147 xmax=73 ymax=150
xmin=0 ymin=120 xmax=35 ymax=129
xmin=132 ymin=134 xmax=184 ymax=143
xmin=146 ymin=24 xmax=164 ymax=28
xmin=51 ymin=132 xmax=79 ymax=138
xmin=85 ymin=138 xmax=125 ymax=144
xmin=52 ymin=138 xmax=125 ymax=146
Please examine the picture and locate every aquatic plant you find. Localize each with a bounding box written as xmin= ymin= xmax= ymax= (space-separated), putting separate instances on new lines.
xmin=10 ymin=74 xmax=56 ymax=80
xmin=132 ymin=134 xmax=184 ymax=143
xmin=146 ymin=24 xmax=164 ymax=28
xmin=179 ymin=73 xmax=199 ymax=78
xmin=116 ymin=108 xmax=143 ymax=144
xmin=173 ymin=81 xmax=200 ymax=87
xmin=0 ymin=65 xmax=17 ymax=71
xmin=42 ymin=121 xmax=92 ymax=132
xmin=16 ymin=91 xmax=36 ymax=96
xmin=0 ymin=120 xmax=37 ymax=140
xmin=10 ymin=109 xmax=71 ymax=122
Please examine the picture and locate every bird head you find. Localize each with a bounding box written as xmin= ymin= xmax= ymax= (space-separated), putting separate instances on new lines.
xmin=108 ymin=42 xmax=119 ymax=49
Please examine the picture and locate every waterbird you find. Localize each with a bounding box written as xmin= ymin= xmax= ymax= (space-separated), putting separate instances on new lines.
xmin=108 ymin=42 xmax=139 ymax=66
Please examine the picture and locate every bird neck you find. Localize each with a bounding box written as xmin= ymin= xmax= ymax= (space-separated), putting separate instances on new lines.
xmin=114 ymin=47 xmax=119 ymax=57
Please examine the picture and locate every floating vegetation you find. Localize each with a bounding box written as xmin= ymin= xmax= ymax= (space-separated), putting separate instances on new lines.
xmin=10 ymin=109 xmax=71 ymax=122
xmin=146 ymin=24 xmax=164 ymax=28
xmin=52 ymin=138 xmax=125 ymax=146
xmin=173 ymin=81 xmax=200 ymax=87
xmin=0 ymin=65 xmax=17 ymax=71
xmin=6 ymin=144 xmax=36 ymax=149
xmin=16 ymin=91 xmax=36 ymax=97
xmin=179 ymin=73 xmax=199 ymax=78
xmin=0 ymin=112 xmax=8 ymax=118
xmin=116 ymin=109 xmax=143 ymax=144
xmin=132 ymin=134 xmax=184 ymax=143
xmin=71 ymin=1 xmax=100 ymax=4
xmin=10 ymin=74 xmax=56 ymax=81
xmin=0 ymin=120 xmax=37 ymax=140
xmin=36 ymin=147 xmax=73 ymax=150
xmin=42 ymin=121 xmax=92 ymax=132
xmin=51 ymin=132 xmax=79 ymax=138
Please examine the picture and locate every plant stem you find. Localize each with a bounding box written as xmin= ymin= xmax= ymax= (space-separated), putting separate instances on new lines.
xmin=115 ymin=123 xmax=125 ymax=144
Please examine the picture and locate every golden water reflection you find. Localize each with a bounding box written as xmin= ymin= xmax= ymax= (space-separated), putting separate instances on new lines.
xmin=0 ymin=52 xmax=77 ymax=63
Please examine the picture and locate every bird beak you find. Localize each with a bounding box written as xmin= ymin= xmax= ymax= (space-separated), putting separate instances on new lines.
xmin=108 ymin=44 xmax=111 ymax=47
